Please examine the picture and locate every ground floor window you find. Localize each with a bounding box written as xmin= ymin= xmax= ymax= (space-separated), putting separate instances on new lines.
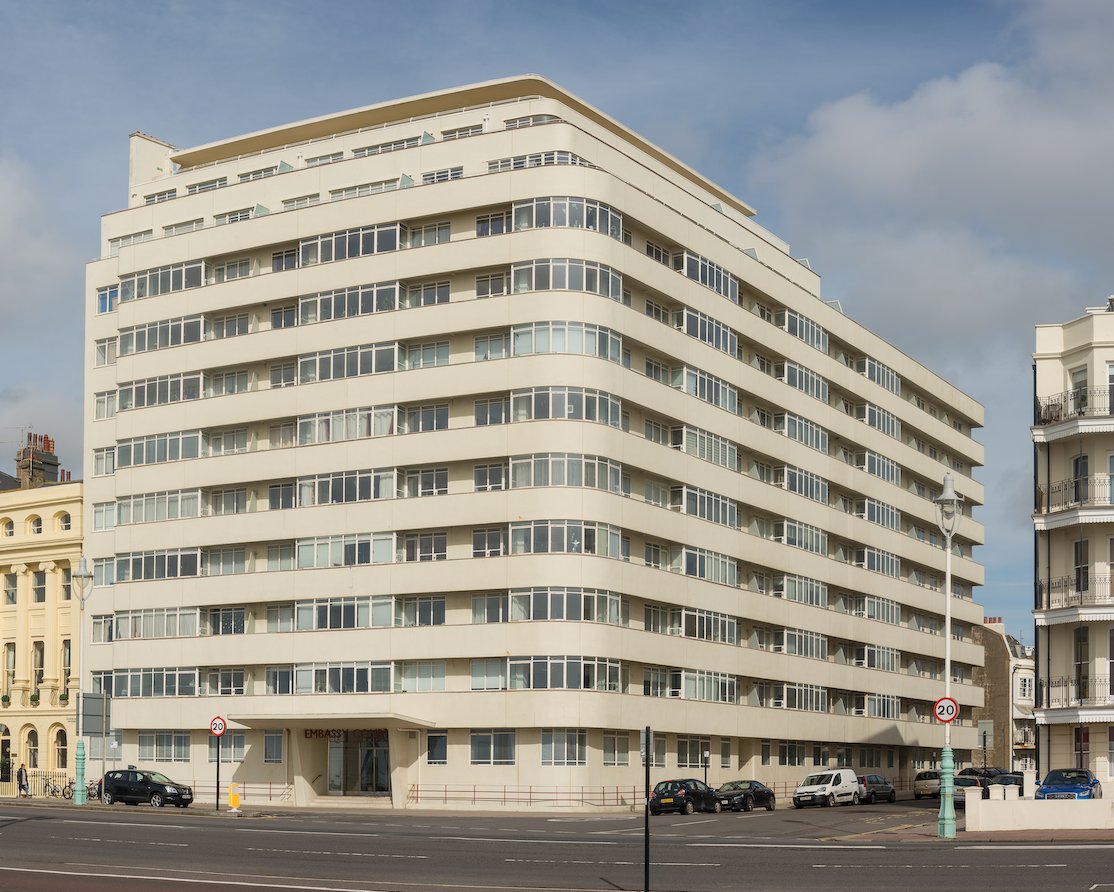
xmin=264 ymin=730 xmax=283 ymax=764
xmin=541 ymin=729 xmax=586 ymax=766
xmin=55 ymin=729 xmax=67 ymax=769
xmin=426 ymin=731 xmax=447 ymax=765
xmin=470 ymin=729 xmax=515 ymax=765
xmin=139 ymin=730 xmax=190 ymax=762
xmin=603 ymin=731 xmax=629 ymax=766
xmin=26 ymin=730 xmax=38 ymax=768
xmin=720 ymin=738 xmax=731 ymax=769
xmin=678 ymin=736 xmax=710 ymax=769
xmin=208 ymin=733 xmax=245 ymax=762
xmin=1075 ymin=727 xmax=1090 ymax=768
xmin=779 ymin=741 xmax=806 ymax=767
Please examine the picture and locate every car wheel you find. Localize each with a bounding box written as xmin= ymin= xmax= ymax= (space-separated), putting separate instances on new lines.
xmin=150 ymin=793 xmax=164 ymax=808
xmin=889 ymin=790 xmax=897 ymax=803
xmin=851 ymin=792 xmax=860 ymax=806
xmin=867 ymin=792 xmax=875 ymax=805
xmin=102 ymin=790 xmax=115 ymax=806
xmin=710 ymin=800 xmax=721 ymax=814
xmin=682 ymin=800 xmax=695 ymax=815
xmin=649 ymin=807 xmax=660 ymax=816
xmin=742 ymin=796 xmax=753 ymax=812
xmin=824 ymin=794 xmax=835 ymax=808
xmin=766 ymin=797 xmax=776 ymax=812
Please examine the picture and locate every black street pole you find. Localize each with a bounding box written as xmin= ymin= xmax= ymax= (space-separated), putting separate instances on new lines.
xmin=644 ymin=725 xmax=650 ymax=892
xmin=215 ymin=734 xmax=220 ymax=813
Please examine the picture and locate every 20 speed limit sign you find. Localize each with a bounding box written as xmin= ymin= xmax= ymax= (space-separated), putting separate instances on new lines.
xmin=933 ymin=697 xmax=959 ymax=723
xmin=210 ymin=716 xmax=227 ymax=737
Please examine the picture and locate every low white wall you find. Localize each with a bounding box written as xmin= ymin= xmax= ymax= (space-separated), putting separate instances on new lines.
xmin=965 ymin=792 xmax=1114 ymax=832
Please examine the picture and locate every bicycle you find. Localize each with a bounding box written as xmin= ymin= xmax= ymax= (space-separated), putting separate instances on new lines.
xmin=61 ymin=780 xmax=75 ymax=799
xmin=85 ymin=781 xmax=99 ymax=801
xmin=42 ymin=778 xmax=64 ymax=798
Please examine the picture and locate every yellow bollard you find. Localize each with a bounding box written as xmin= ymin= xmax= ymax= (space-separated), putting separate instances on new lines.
xmin=228 ymin=783 xmax=241 ymax=814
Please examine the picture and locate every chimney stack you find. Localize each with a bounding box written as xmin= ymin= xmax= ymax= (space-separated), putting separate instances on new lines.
xmin=15 ymin=433 xmax=60 ymax=489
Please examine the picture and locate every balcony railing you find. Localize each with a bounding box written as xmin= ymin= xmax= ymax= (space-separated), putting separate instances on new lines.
xmin=1035 ymin=476 xmax=1114 ymax=513
xmin=1035 ymin=387 xmax=1114 ymax=424
xmin=1040 ymin=676 xmax=1114 ymax=708
xmin=1036 ymin=575 xmax=1114 ymax=609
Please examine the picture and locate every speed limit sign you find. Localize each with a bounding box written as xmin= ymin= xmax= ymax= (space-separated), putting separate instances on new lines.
xmin=933 ymin=697 xmax=959 ymax=723
xmin=210 ymin=716 xmax=227 ymax=737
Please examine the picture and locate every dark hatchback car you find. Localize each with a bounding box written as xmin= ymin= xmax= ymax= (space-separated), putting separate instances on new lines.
xmin=716 ymin=779 xmax=776 ymax=812
xmin=649 ymin=778 xmax=721 ymax=815
xmin=100 ymin=769 xmax=194 ymax=808
xmin=858 ymin=774 xmax=897 ymax=804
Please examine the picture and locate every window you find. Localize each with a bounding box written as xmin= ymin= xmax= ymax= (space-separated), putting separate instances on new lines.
xmin=677 ymin=736 xmax=711 ymax=769
xmin=422 ymin=167 xmax=462 ymax=184
xmin=215 ymin=207 xmax=253 ymax=226
xmin=721 ymin=738 xmax=732 ymax=769
xmin=541 ymin=729 xmax=587 ymax=766
xmin=394 ymin=661 xmax=446 ymax=692
xmin=272 ymin=250 xmax=298 ymax=272
xmin=475 ymin=334 xmax=508 ymax=361
xmin=1 ymin=520 xmax=12 ymax=538
xmin=399 ymin=531 xmax=447 ymax=562
xmin=32 ymin=571 xmax=45 ymax=603
xmin=472 ymin=527 xmax=506 ymax=557
xmin=187 ymin=177 xmax=226 ymax=194
xmin=96 ymin=285 xmax=119 ymax=314
xmin=95 ymin=338 xmax=118 ymax=366
xmin=283 ymin=193 xmax=320 ymax=211
xmin=208 ymin=733 xmax=246 ymax=762
xmin=471 ymin=658 xmax=507 ymax=691
xmin=207 ymin=607 xmax=245 ymax=636
xmin=61 ymin=568 xmax=71 ymax=600
xmin=488 ymin=150 xmax=587 ymax=172
xmin=504 ymin=114 xmax=561 ymax=129
xmin=476 ymin=212 xmax=511 ymax=237
xmin=206 ymin=668 xmax=246 ymax=695
xmin=470 ymin=729 xmax=515 ymax=765
xmin=264 ymin=730 xmax=284 ymax=764
xmin=164 ymin=219 xmax=204 ymax=236
xmin=352 ymin=136 xmax=421 ymax=157
xmin=603 ymin=731 xmax=629 ymax=767
xmin=239 ymin=166 xmax=277 ymax=182
xmin=330 ymin=179 xmax=399 ymax=200
xmin=26 ymin=729 xmax=38 ymax=768
xmin=55 ymin=729 xmax=67 ymax=770
xmin=139 ymin=731 xmax=191 ymax=762
xmin=211 ymin=261 xmax=250 ymax=285
xmin=442 ymin=123 xmax=483 ymax=140
xmin=119 ymin=261 xmax=203 ymax=303
xmin=427 ymin=732 xmax=448 ymax=765
xmin=406 ymin=222 xmax=451 ymax=248
xmin=305 ymin=152 xmax=342 ymax=167
xmin=474 ymin=463 xmax=507 ymax=492
xmin=476 ymin=273 xmax=509 ymax=297
xmin=475 ymin=397 xmax=510 ymax=426
xmin=145 ymin=188 xmax=176 ymax=204
xmin=402 ymin=281 xmax=449 ymax=307
xmin=271 ymin=362 xmax=296 ymax=388
xmin=29 ymin=517 xmax=42 ymax=535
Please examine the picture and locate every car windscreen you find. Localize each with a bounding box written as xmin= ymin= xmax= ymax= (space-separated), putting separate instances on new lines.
xmin=801 ymin=774 xmax=833 ymax=786
xmin=916 ymin=771 xmax=939 ymax=780
xmin=1044 ymin=769 xmax=1089 ymax=785
xmin=955 ymin=778 xmax=978 ymax=786
xmin=146 ymin=772 xmax=175 ymax=785
xmin=720 ymin=781 xmax=744 ymax=792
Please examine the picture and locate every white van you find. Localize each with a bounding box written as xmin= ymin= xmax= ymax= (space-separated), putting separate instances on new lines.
xmin=792 ymin=768 xmax=862 ymax=808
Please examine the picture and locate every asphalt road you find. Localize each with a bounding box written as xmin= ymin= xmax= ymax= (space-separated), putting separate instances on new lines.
xmin=0 ymin=797 xmax=1109 ymax=892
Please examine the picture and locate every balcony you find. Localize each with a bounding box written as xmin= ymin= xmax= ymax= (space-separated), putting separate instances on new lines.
xmin=1040 ymin=676 xmax=1114 ymax=708
xmin=1036 ymin=574 xmax=1114 ymax=610
xmin=1034 ymin=476 xmax=1114 ymax=514
xmin=1034 ymin=387 xmax=1114 ymax=424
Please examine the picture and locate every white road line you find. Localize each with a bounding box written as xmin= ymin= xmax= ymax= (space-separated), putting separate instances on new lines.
xmin=505 ymin=859 xmax=720 ymax=867
xmin=65 ymin=820 xmax=383 ymax=840
xmin=691 ymin=843 xmax=886 ymax=850
xmin=432 ymin=836 xmax=616 ymax=846
xmin=246 ymin=847 xmax=426 ymax=860
xmin=0 ymin=866 xmax=392 ymax=891
xmin=58 ymin=836 xmax=188 ymax=847
xmin=63 ymin=819 xmax=193 ymax=830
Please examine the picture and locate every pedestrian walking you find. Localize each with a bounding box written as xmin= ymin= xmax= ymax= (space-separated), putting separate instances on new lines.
xmin=16 ymin=763 xmax=28 ymax=798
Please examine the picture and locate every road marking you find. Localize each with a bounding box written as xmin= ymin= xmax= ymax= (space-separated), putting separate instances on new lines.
xmin=54 ymin=835 xmax=187 ymax=847
xmin=677 ymin=818 xmax=718 ymax=826
xmin=247 ymin=847 xmax=426 ymax=860
xmin=432 ymin=836 xmax=616 ymax=846
xmin=691 ymin=843 xmax=886 ymax=850
xmin=0 ymin=865 xmax=394 ymax=891
xmin=63 ymin=819 xmax=192 ymax=831
xmin=505 ymin=859 xmax=721 ymax=867
xmin=813 ymin=864 xmax=1066 ymax=869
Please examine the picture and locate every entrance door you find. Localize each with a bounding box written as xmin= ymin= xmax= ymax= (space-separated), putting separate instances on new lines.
xmin=0 ymin=726 xmax=9 ymax=783
xmin=327 ymin=731 xmax=390 ymax=796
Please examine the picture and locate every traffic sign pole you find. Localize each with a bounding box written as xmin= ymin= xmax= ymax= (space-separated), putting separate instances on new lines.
xmin=210 ymin=717 xmax=226 ymax=813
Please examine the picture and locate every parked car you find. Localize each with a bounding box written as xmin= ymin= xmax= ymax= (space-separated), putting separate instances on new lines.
xmin=989 ymin=773 xmax=1025 ymax=789
xmin=716 ymin=779 xmax=776 ymax=812
xmin=100 ymin=769 xmax=193 ymax=808
xmin=953 ymin=775 xmax=989 ymax=807
xmin=959 ymin=767 xmax=1006 ymax=780
xmin=649 ymin=778 xmax=722 ymax=815
xmin=858 ymin=774 xmax=897 ymax=804
xmin=1035 ymin=768 xmax=1103 ymax=800
xmin=913 ymin=769 xmax=941 ymax=799
xmin=793 ymin=768 xmax=861 ymax=808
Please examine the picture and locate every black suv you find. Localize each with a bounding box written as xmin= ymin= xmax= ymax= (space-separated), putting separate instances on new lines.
xmin=101 ymin=769 xmax=193 ymax=808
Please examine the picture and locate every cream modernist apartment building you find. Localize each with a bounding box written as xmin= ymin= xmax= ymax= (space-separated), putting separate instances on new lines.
xmin=84 ymin=76 xmax=985 ymax=807
xmin=1033 ymin=302 xmax=1114 ymax=776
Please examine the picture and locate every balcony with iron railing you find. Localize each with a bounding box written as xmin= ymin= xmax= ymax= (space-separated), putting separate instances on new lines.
xmin=1034 ymin=475 xmax=1114 ymax=514
xmin=1036 ymin=574 xmax=1114 ymax=610
xmin=1034 ymin=387 xmax=1114 ymax=425
xmin=1039 ymin=676 xmax=1114 ymax=709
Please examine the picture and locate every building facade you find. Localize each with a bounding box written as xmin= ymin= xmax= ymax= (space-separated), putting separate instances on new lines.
xmin=971 ymin=617 xmax=1035 ymax=772
xmin=84 ymin=76 xmax=985 ymax=807
xmin=1033 ymin=303 xmax=1114 ymax=777
xmin=0 ymin=435 xmax=82 ymax=787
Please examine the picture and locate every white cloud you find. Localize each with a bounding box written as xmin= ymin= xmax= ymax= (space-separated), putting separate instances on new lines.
xmin=746 ymin=0 xmax=1114 ymax=632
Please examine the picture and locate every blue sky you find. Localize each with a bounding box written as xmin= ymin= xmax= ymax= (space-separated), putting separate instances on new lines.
xmin=3 ymin=0 xmax=1112 ymax=643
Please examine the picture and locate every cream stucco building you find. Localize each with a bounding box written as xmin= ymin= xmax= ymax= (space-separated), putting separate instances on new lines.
xmin=0 ymin=435 xmax=82 ymax=787
xmin=1033 ymin=302 xmax=1114 ymax=777
xmin=84 ymin=76 xmax=985 ymax=807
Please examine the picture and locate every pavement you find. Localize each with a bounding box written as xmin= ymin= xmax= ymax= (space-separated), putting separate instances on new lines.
xmin=5 ymin=793 xmax=1114 ymax=843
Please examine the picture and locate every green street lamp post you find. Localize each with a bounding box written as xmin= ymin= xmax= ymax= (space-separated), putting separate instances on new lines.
xmin=934 ymin=474 xmax=963 ymax=839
